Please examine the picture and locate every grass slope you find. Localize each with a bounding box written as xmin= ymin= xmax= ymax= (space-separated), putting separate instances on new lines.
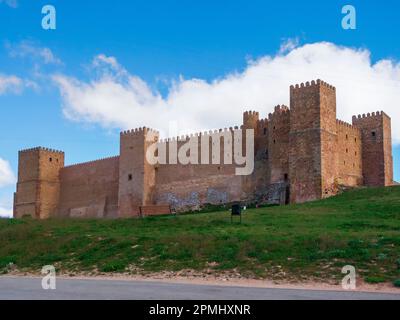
xmin=1 ymin=186 xmax=400 ymax=284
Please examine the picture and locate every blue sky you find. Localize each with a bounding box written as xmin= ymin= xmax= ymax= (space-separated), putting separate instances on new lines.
xmin=0 ymin=0 xmax=399 ymax=216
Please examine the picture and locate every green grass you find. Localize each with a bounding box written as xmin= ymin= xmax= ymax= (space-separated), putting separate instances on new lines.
xmin=1 ymin=186 xmax=400 ymax=284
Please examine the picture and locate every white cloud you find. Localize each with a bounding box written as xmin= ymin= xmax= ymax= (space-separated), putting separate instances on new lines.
xmin=7 ymin=41 xmax=62 ymax=65
xmin=0 ymin=74 xmax=37 ymax=95
xmin=0 ymin=0 xmax=18 ymax=8
xmin=52 ymin=42 xmax=400 ymax=143
xmin=279 ymin=37 xmax=300 ymax=55
xmin=0 ymin=74 xmax=23 ymax=94
xmin=92 ymin=54 xmax=122 ymax=71
xmin=0 ymin=158 xmax=16 ymax=188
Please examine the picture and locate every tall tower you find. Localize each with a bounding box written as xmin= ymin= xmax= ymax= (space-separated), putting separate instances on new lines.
xmin=243 ymin=111 xmax=259 ymax=133
xmin=289 ymin=80 xmax=339 ymax=203
xmin=268 ymin=105 xmax=290 ymax=184
xmin=14 ymin=147 xmax=64 ymax=219
xmin=118 ymin=127 xmax=159 ymax=217
xmin=352 ymin=112 xmax=393 ymax=186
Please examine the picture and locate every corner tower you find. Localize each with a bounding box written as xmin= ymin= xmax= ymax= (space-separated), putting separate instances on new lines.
xmin=118 ymin=127 xmax=159 ymax=217
xmin=14 ymin=147 xmax=64 ymax=219
xmin=352 ymin=112 xmax=393 ymax=186
xmin=289 ymin=80 xmax=339 ymax=203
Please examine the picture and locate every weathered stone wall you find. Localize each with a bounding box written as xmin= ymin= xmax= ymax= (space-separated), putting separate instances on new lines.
xmin=13 ymin=80 xmax=394 ymax=219
xmin=289 ymin=81 xmax=326 ymax=203
xmin=58 ymin=156 xmax=119 ymax=218
xmin=336 ymin=120 xmax=363 ymax=186
xmin=140 ymin=205 xmax=171 ymax=216
xmin=118 ymin=128 xmax=158 ymax=217
xmin=155 ymin=170 xmax=243 ymax=211
xmin=153 ymin=132 xmax=244 ymax=211
xmin=382 ymin=114 xmax=394 ymax=186
xmin=14 ymin=147 xmax=64 ymax=219
xmin=14 ymin=149 xmax=40 ymax=218
xmin=319 ymin=83 xmax=339 ymax=198
xmin=352 ymin=112 xmax=393 ymax=186
xmin=268 ymin=105 xmax=290 ymax=184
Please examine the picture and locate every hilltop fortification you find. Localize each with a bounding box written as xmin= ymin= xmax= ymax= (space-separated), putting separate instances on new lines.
xmin=14 ymin=80 xmax=394 ymax=218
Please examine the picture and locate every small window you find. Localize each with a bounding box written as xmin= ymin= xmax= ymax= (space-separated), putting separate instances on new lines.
xmin=273 ymin=126 xmax=276 ymax=130
xmin=273 ymin=139 xmax=276 ymax=144
xmin=355 ymin=138 xmax=357 ymax=143
xmin=346 ymin=148 xmax=348 ymax=153
xmin=263 ymin=128 xmax=267 ymax=135
xmin=372 ymin=131 xmax=376 ymax=137
xmin=49 ymin=157 xmax=52 ymax=162
xmin=346 ymin=134 xmax=348 ymax=140
xmin=284 ymin=174 xmax=288 ymax=181
xmin=128 ymin=174 xmax=133 ymax=181
xmin=355 ymin=151 xmax=357 ymax=156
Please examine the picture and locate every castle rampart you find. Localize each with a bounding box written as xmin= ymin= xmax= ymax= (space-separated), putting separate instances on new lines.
xmin=13 ymin=80 xmax=394 ymax=219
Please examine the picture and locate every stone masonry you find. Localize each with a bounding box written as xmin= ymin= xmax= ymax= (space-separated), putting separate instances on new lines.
xmin=13 ymin=80 xmax=394 ymax=219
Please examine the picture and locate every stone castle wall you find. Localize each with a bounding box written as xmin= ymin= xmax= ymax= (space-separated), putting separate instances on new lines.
xmin=336 ymin=120 xmax=363 ymax=186
xmin=57 ymin=156 xmax=120 ymax=218
xmin=13 ymin=80 xmax=394 ymax=219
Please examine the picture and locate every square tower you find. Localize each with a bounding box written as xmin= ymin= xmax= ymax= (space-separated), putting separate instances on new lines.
xmin=14 ymin=147 xmax=64 ymax=219
xmin=352 ymin=112 xmax=393 ymax=186
xmin=118 ymin=127 xmax=159 ymax=217
xmin=289 ymin=80 xmax=339 ymax=203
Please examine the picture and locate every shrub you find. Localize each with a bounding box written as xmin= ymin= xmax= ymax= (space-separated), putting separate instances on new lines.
xmin=99 ymin=261 xmax=127 ymax=272
xmin=393 ymin=279 xmax=400 ymax=288
xmin=365 ymin=276 xmax=386 ymax=284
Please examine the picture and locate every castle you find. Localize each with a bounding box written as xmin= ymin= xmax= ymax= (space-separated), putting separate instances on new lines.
xmin=13 ymin=80 xmax=394 ymax=219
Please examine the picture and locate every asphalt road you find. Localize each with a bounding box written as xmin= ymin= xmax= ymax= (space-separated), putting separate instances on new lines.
xmin=0 ymin=277 xmax=399 ymax=300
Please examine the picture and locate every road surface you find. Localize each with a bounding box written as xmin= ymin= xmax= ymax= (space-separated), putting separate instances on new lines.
xmin=0 ymin=277 xmax=399 ymax=300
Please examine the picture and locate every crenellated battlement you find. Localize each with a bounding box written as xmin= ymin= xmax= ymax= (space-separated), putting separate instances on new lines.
xmin=274 ymin=104 xmax=289 ymax=113
xmin=268 ymin=105 xmax=290 ymax=120
xmin=336 ymin=119 xmax=360 ymax=133
xmin=19 ymin=146 xmax=64 ymax=154
xmin=158 ymin=126 xmax=241 ymax=144
xmin=243 ymin=110 xmax=260 ymax=129
xmin=243 ymin=110 xmax=259 ymax=117
xmin=120 ymin=127 xmax=159 ymax=137
xmin=352 ymin=111 xmax=390 ymax=123
xmin=290 ymin=79 xmax=336 ymax=92
xmin=63 ymin=155 xmax=119 ymax=170
xmin=257 ymin=118 xmax=268 ymax=128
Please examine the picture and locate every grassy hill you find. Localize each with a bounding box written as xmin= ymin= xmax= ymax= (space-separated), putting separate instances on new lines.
xmin=1 ymin=186 xmax=400 ymax=284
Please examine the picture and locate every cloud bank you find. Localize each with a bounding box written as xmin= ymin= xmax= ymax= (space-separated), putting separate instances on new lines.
xmin=53 ymin=42 xmax=400 ymax=143
xmin=7 ymin=40 xmax=62 ymax=65
xmin=0 ymin=74 xmax=23 ymax=94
